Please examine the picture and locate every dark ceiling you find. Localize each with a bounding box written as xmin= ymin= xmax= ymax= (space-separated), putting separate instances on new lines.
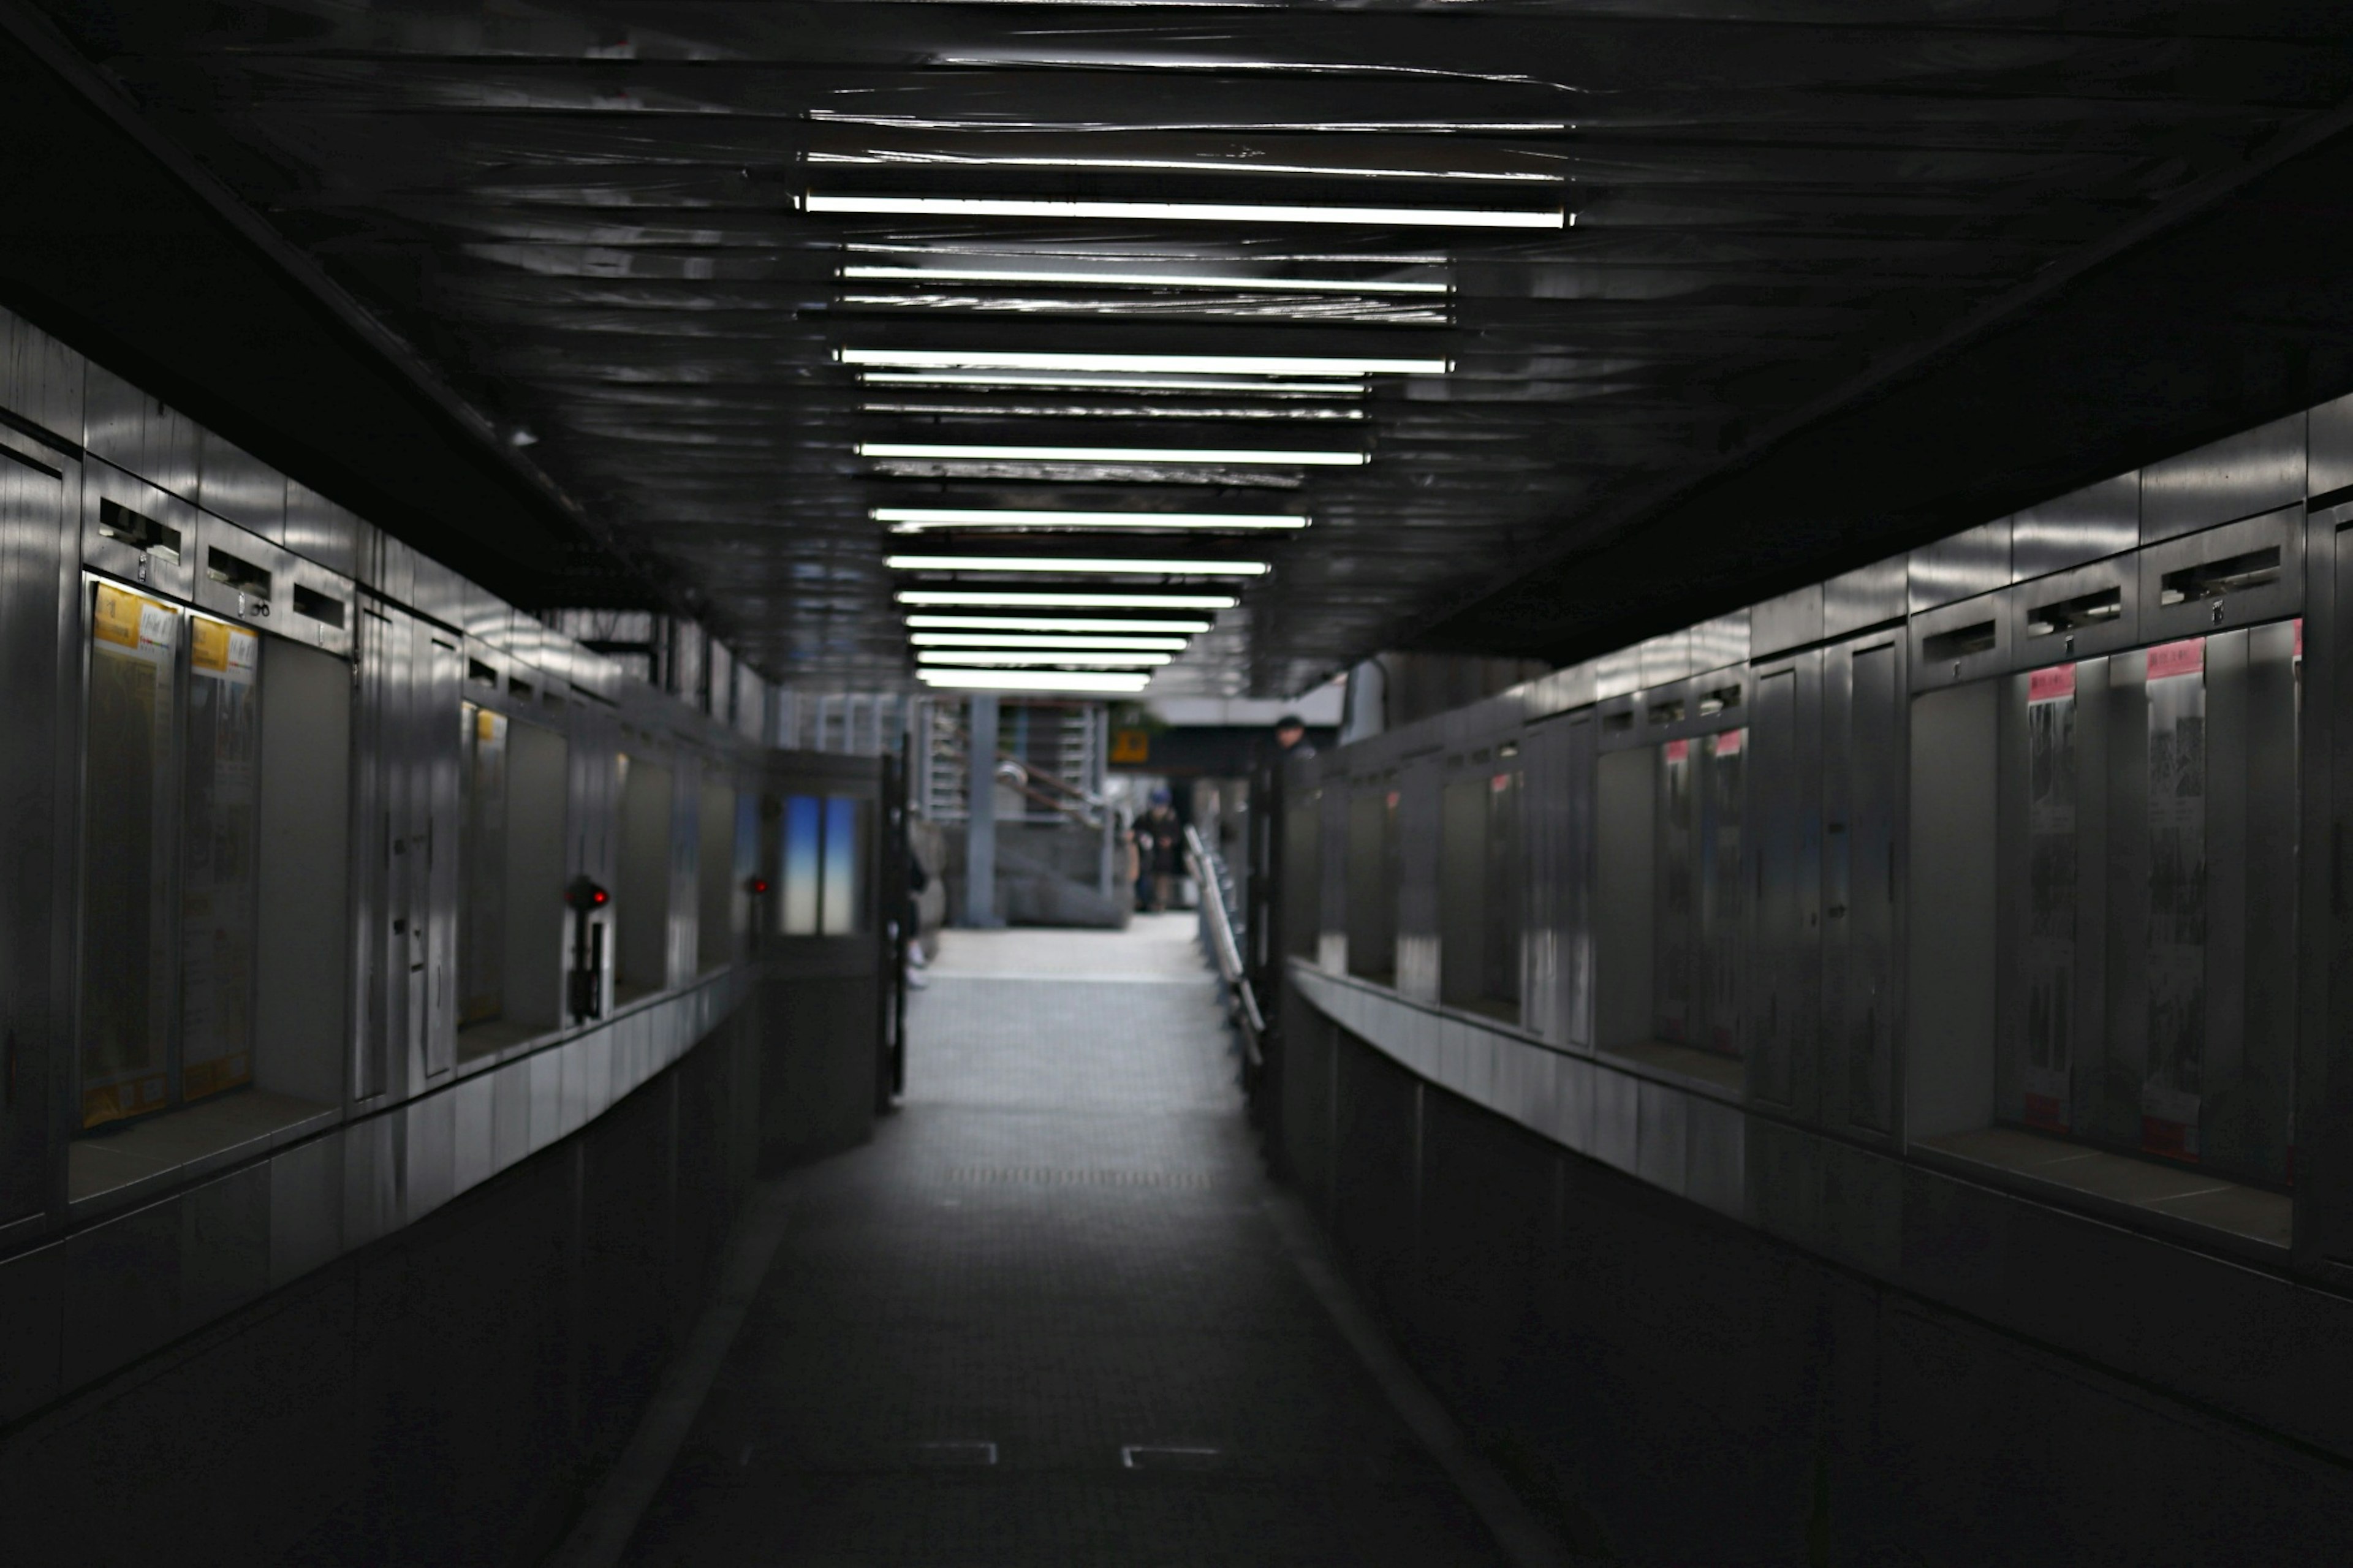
xmin=21 ymin=2 xmax=2353 ymax=692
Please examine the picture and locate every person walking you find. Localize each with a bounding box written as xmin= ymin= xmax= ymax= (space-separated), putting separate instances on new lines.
xmin=1132 ymin=789 xmax=1185 ymax=912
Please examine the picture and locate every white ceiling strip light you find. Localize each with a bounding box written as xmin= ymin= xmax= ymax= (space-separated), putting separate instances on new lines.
xmin=898 ymin=590 xmax=1237 ymax=608
xmin=843 ymin=265 xmax=1447 ymax=295
xmin=860 ymin=442 xmax=1362 ymax=466
xmin=887 ymin=554 xmax=1268 ymax=575
xmin=912 ymin=632 xmax=1189 ymax=650
xmin=877 ymin=508 xmax=1307 ymax=532
xmin=904 ymin=615 xmax=1214 ymax=633
xmin=808 ymin=194 xmax=1565 ymax=229
xmin=917 ymin=650 xmax=1171 ymax=667
xmin=918 ymin=669 xmax=1154 ymax=693
xmin=858 ymin=371 xmax=1365 ymax=395
xmin=841 ymin=348 xmax=1447 ymax=376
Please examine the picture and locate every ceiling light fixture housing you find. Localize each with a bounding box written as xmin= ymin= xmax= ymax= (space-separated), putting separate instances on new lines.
xmin=887 ymin=553 xmax=1269 ymax=575
xmin=904 ymin=615 xmax=1214 ymax=634
xmin=808 ymin=193 xmax=1567 ymax=229
xmin=842 ymin=264 xmax=1449 ymax=295
xmin=911 ymin=632 xmax=1189 ymax=650
xmin=841 ymin=348 xmax=1449 ymax=376
xmin=918 ymin=669 xmax=1154 ymax=694
xmin=860 ymin=442 xmax=1363 ymax=467
xmin=917 ymin=650 xmax=1171 ymax=667
xmin=877 ymin=508 xmax=1307 ymax=532
xmin=897 ymin=590 xmax=1238 ymax=608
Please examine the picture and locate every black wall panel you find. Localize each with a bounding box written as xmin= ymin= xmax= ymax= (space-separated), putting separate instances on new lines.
xmin=1297 ymin=1023 xmax=2353 ymax=1565
xmin=0 ymin=1007 xmax=773 ymax=1568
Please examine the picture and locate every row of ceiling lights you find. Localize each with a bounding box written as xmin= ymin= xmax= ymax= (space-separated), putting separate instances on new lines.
xmin=840 ymin=176 xmax=1562 ymax=693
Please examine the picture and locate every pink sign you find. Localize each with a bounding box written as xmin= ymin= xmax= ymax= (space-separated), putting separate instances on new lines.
xmin=1664 ymin=738 xmax=1690 ymax=762
xmin=2028 ymin=664 xmax=2076 ymax=703
xmin=1713 ymin=729 xmax=1744 ymax=757
xmin=2145 ymin=638 xmax=2203 ymax=681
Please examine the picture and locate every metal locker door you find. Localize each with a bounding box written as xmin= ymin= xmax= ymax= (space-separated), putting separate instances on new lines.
xmin=0 ymin=447 xmax=64 ymax=1224
xmin=422 ymin=633 xmax=461 ymax=1078
xmin=1824 ymin=635 xmax=1904 ymax=1136
xmin=357 ymin=604 xmax=419 ymax=1099
xmin=1747 ymin=657 xmax=1821 ymax=1114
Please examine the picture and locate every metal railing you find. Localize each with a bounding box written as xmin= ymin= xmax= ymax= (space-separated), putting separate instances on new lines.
xmin=1184 ymin=825 xmax=1263 ymax=1064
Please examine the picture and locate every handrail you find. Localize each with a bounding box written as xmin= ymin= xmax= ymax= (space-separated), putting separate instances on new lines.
xmin=1184 ymin=825 xmax=1264 ymax=1062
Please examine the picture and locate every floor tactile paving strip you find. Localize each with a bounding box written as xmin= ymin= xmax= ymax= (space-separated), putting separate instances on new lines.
xmin=618 ymin=923 xmax=1509 ymax=1567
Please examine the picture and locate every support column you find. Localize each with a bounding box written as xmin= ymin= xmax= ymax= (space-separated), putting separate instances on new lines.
xmin=964 ymin=692 xmax=999 ymax=927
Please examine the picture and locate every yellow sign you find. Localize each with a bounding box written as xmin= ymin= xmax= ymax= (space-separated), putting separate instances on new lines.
xmin=93 ymin=581 xmax=170 ymax=651
xmin=1110 ymin=728 xmax=1150 ymax=764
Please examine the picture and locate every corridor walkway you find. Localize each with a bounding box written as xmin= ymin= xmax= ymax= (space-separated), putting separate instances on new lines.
xmin=613 ymin=914 xmax=1510 ymax=1566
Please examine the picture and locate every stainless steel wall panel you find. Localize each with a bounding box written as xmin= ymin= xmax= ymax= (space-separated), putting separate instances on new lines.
xmin=491 ymin=1058 xmax=532 ymax=1172
xmin=82 ymin=365 xmax=200 ymax=502
xmin=60 ymin=1197 xmax=181 ymax=1391
xmin=195 ymin=430 xmax=285 ymax=544
xmin=0 ymin=1240 xmax=64 ymax=1423
xmin=0 ymin=307 xmax=84 ymax=444
xmin=1523 ymin=713 xmax=1594 ymax=1047
xmin=2141 ymin=413 xmax=2305 ymax=543
xmin=266 ymin=1136 xmax=341 ymax=1290
xmin=1909 ymin=590 xmax=2010 ymax=692
xmin=528 ymin=1048 xmax=564 ymax=1153
xmin=1635 ymin=1080 xmax=1689 ymax=1195
xmin=365 ymin=528 xmax=416 ymax=606
xmin=1394 ymin=758 xmax=1442 ymax=1004
xmin=1596 ymin=645 xmax=1643 ymax=700
xmin=177 ymin=1165 xmax=270 ymax=1332
xmin=1551 ymin=1054 xmax=1596 ymax=1154
xmin=0 ymin=445 xmax=67 ymax=1228
xmin=282 ymin=482 xmax=362 ymax=579
xmin=279 ymin=554 xmax=355 ymax=659
xmin=1525 ymin=662 xmax=1594 ymax=720
xmin=1746 ymin=654 xmax=1822 ymax=1118
xmin=401 ymin=1086 xmax=455 ymax=1224
xmin=1824 ymin=555 xmax=1906 ymax=640
xmin=342 ymin=1111 xmax=397 ymax=1254
xmin=2014 ymin=472 xmax=2139 ymax=580
xmin=2009 ymin=553 xmax=2140 ymax=665
xmin=1691 ymin=611 xmax=1750 ymax=675
xmin=422 ymin=632 xmax=463 ymax=1083
xmin=1684 ymin=1097 xmax=1745 ymax=1219
xmin=81 ymin=461 xmax=197 ymax=602
xmin=190 ymin=513 xmax=294 ymax=632
xmin=1752 ymin=584 xmax=1824 ymax=660
xmin=1639 ymin=629 xmax=1692 ymax=689
xmin=1821 ymin=634 xmax=1906 ymax=1138
xmin=452 ymin=1072 xmax=496 ymax=1197
xmin=1910 ymin=518 xmax=2011 ymax=613
xmin=2311 ymin=390 xmax=2353 ymax=499
xmin=1593 ymin=1067 xmax=1639 ymax=1173
xmin=2138 ymin=508 xmax=2303 ymax=645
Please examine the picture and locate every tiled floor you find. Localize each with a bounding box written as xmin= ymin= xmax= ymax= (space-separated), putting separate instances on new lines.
xmin=618 ymin=914 xmax=1506 ymax=1566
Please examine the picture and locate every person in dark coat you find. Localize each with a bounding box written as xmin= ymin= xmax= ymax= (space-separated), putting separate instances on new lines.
xmin=1132 ymin=789 xmax=1184 ymax=912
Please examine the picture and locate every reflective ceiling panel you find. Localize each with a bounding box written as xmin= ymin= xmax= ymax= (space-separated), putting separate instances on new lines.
xmin=34 ymin=2 xmax=2353 ymax=691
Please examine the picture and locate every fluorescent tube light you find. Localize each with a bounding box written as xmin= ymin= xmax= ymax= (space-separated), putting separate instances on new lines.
xmin=918 ymin=650 xmax=1171 ymax=667
xmin=898 ymin=590 xmax=1237 ymax=608
xmin=808 ymin=194 xmax=1564 ymax=230
xmin=906 ymin=615 xmax=1213 ymax=634
xmin=918 ymin=669 xmax=1154 ymax=693
xmin=860 ymin=371 xmax=1366 ymax=395
xmin=861 ymin=442 xmax=1362 ymax=467
xmin=887 ymin=554 xmax=1268 ymax=575
xmin=877 ymin=508 xmax=1307 ymax=532
xmin=912 ymin=632 xmax=1189 ymax=650
xmin=812 ymin=153 xmax=1556 ymax=185
xmin=843 ymin=265 xmax=1447 ymax=295
xmin=841 ymin=348 xmax=1447 ymax=376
